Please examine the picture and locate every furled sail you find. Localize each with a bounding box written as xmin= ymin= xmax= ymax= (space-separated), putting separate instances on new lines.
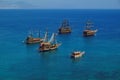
xmin=43 ymin=31 xmax=48 ymax=42
xmin=48 ymin=33 xmax=55 ymax=43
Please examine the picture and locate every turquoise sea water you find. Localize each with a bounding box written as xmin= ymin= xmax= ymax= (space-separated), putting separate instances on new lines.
xmin=0 ymin=9 xmax=120 ymax=80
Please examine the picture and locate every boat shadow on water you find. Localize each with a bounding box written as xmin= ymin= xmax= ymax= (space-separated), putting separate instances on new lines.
xmin=82 ymin=35 xmax=96 ymax=44
xmin=38 ymin=49 xmax=58 ymax=57
xmin=25 ymin=43 xmax=40 ymax=49
xmin=71 ymin=57 xmax=84 ymax=63
xmin=39 ymin=49 xmax=58 ymax=53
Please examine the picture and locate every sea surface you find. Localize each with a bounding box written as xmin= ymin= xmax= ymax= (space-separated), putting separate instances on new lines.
xmin=0 ymin=9 xmax=120 ymax=80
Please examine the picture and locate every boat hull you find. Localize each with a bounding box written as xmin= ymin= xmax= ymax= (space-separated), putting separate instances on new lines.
xmin=71 ymin=51 xmax=85 ymax=58
xmin=26 ymin=40 xmax=41 ymax=44
xmin=83 ymin=30 xmax=97 ymax=37
xmin=39 ymin=43 xmax=61 ymax=52
xmin=26 ymin=37 xmax=43 ymax=44
xmin=59 ymin=28 xmax=71 ymax=34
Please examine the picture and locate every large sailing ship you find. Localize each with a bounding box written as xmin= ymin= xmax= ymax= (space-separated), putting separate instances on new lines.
xmin=58 ymin=20 xmax=71 ymax=34
xmin=39 ymin=31 xmax=61 ymax=52
xmin=25 ymin=30 xmax=43 ymax=44
xmin=83 ymin=20 xmax=98 ymax=37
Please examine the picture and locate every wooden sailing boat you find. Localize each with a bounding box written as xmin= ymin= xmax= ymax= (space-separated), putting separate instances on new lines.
xmin=58 ymin=20 xmax=71 ymax=34
xmin=71 ymin=51 xmax=85 ymax=58
xmin=39 ymin=32 xmax=61 ymax=52
xmin=83 ymin=20 xmax=98 ymax=37
xmin=25 ymin=30 xmax=43 ymax=44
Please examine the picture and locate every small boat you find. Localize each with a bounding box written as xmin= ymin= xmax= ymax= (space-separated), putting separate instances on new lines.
xmin=71 ymin=51 xmax=85 ymax=58
xmin=83 ymin=20 xmax=98 ymax=37
xmin=25 ymin=30 xmax=43 ymax=44
xmin=58 ymin=20 xmax=71 ymax=34
xmin=39 ymin=31 xmax=61 ymax=52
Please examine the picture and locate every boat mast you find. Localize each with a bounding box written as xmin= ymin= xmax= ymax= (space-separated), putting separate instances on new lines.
xmin=43 ymin=30 xmax=48 ymax=42
xmin=38 ymin=30 xmax=40 ymax=38
xmin=54 ymin=33 xmax=57 ymax=44
xmin=61 ymin=19 xmax=69 ymax=28
xmin=86 ymin=20 xmax=93 ymax=30
xmin=29 ymin=30 xmax=33 ymax=37
xmin=53 ymin=33 xmax=57 ymax=44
